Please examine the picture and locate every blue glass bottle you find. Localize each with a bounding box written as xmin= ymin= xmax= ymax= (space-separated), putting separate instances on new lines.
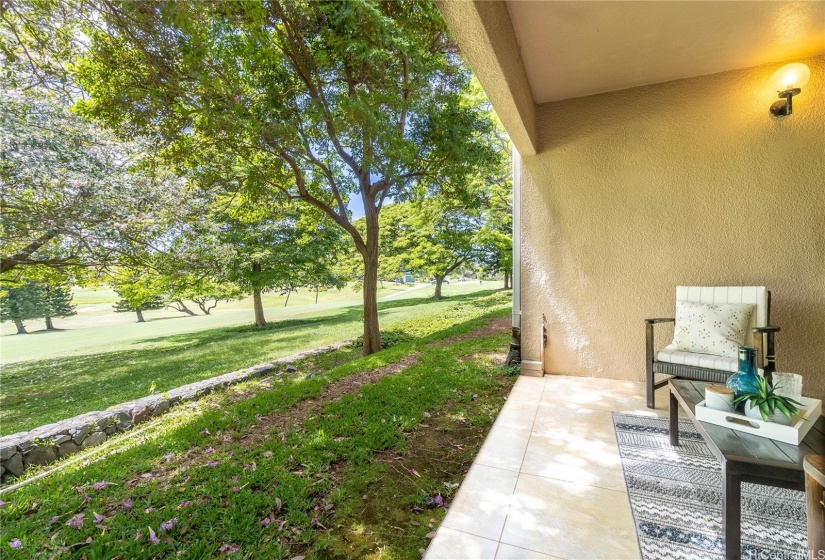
xmin=726 ymin=346 xmax=760 ymax=397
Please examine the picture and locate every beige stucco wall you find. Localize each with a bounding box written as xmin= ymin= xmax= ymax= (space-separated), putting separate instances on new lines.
xmin=521 ymin=55 xmax=825 ymax=397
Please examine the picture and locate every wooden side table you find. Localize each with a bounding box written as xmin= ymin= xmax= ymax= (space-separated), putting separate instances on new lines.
xmin=669 ymin=380 xmax=825 ymax=560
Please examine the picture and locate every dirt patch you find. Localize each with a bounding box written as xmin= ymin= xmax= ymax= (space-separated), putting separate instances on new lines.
xmin=460 ymin=351 xmax=508 ymax=365
xmin=325 ymin=374 xmax=516 ymax=559
xmin=244 ymin=351 xmax=423 ymax=441
xmin=434 ymin=315 xmax=511 ymax=347
xmin=156 ymin=350 xmax=425 ymax=485
xmin=118 ymin=316 xmax=507 ymax=524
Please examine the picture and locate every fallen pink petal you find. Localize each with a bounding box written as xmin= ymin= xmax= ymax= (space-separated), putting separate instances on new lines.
xmin=260 ymin=517 xmax=271 ymax=527
xmin=178 ymin=500 xmax=192 ymax=509
xmin=9 ymin=539 xmax=22 ymax=549
xmin=121 ymin=499 xmax=133 ymax=510
xmin=92 ymin=481 xmax=107 ymax=491
xmin=160 ymin=518 xmax=178 ymax=531
xmin=218 ymin=543 xmax=239 ymax=554
xmin=145 ymin=507 xmax=154 ymax=514
xmin=66 ymin=515 xmax=84 ymax=528
xmin=49 ymin=516 xmax=59 ymax=525
xmin=148 ymin=526 xmax=160 ymax=544
xmin=207 ymin=461 xmax=220 ymax=468
xmin=93 ymin=512 xmax=105 ymax=524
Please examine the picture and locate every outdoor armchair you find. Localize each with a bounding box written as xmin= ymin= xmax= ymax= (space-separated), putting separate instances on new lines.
xmin=645 ymin=286 xmax=780 ymax=408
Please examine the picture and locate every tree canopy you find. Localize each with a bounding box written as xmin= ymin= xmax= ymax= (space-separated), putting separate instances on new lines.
xmin=0 ymin=81 xmax=190 ymax=276
xmin=45 ymin=0 xmax=505 ymax=353
xmin=1 ymin=0 xmax=513 ymax=341
xmin=379 ymin=197 xmax=481 ymax=299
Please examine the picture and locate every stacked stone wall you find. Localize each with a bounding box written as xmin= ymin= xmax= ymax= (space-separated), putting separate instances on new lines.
xmin=0 ymin=341 xmax=349 ymax=483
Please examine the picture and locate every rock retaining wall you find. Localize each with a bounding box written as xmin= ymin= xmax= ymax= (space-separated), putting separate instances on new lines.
xmin=0 ymin=341 xmax=350 ymax=483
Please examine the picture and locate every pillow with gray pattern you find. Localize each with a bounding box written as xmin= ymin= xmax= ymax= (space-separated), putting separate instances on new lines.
xmin=672 ymin=301 xmax=754 ymax=359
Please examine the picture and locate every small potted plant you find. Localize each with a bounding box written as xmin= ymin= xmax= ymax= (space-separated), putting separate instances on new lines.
xmin=732 ymin=375 xmax=803 ymax=426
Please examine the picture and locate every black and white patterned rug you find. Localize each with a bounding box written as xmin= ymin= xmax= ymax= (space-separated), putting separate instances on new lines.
xmin=612 ymin=413 xmax=807 ymax=560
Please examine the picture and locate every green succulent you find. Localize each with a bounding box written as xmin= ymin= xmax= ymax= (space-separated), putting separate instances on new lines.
xmin=732 ymin=375 xmax=803 ymax=421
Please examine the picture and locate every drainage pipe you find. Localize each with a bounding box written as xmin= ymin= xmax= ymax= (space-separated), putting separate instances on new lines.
xmin=507 ymin=146 xmax=522 ymax=365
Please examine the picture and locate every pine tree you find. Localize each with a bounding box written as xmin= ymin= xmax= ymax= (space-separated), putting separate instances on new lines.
xmin=113 ymin=296 xmax=165 ymax=323
xmin=42 ymin=284 xmax=76 ymax=330
xmin=0 ymin=283 xmax=47 ymax=334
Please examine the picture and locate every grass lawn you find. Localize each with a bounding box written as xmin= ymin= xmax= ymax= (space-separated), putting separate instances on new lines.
xmin=1 ymin=281 xmax=498 ymax=364
xmin=0 ymin=285 xmax=503 ymax=436
xmin=0 ymin=292 xmax=516 ymax=559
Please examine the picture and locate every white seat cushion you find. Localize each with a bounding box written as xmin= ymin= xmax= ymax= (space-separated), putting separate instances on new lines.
xmin=657 ymin=345 xmax=739 ymax=373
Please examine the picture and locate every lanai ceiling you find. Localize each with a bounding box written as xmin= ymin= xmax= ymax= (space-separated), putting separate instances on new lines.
xmin=505 ymin=1 xmax=825 ymax=104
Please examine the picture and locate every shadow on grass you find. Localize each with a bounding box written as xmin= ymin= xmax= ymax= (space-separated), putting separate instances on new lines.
xmin=0 ymin=303 xmax=512 ymax=558
xmin=13 ymin=328 xmax=69 ymax=335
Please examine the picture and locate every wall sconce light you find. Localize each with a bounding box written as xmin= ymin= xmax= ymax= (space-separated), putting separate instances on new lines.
xmin=769 ymin=63 xmax=810 ymax=117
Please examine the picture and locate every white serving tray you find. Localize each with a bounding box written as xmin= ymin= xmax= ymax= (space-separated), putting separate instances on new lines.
xmin=695 ymin=396 xmax=822 ymax=445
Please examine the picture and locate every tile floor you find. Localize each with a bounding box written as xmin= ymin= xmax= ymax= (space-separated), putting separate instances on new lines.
xmin=423 ymin=375 xmax=675 ymax=560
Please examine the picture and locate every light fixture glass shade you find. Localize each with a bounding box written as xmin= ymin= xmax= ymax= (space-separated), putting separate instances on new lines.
xmin=770 ymin=63 xmax=810 ymax=92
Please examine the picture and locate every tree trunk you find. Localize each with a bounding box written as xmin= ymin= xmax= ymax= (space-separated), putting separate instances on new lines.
xmin=504 ymin=270 xmax=510 ymax=290
xmin=196 ymin=299 xmax=212 ymax=315
xmin=171 ymin=299 xmax=196 ymax=316
xmin=253 ymin=289 xmax=266 ymax=326
xmin=360 ymin=204 xmax=381 ymax=356
xmin=252 ymin=261 xmax=267 ymax=326
xmin=434 ymin=276 xmax=444 ymax=300
xmin=13 ymin=318 xmax=27 ymax=334
xmin=315 ymin=287 xmax=319 ymax=304
xmin=45 ymin=316 xmax=55 ymax=330
xmin=284 ymin=289 xmax=291 ymax=307
xmin=136 ymin=309 xmax=145 ymax=323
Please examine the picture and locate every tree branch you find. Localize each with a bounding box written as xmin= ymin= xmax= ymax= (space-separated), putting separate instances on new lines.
xmin=1 ymin=228 xmax=60 ymax=273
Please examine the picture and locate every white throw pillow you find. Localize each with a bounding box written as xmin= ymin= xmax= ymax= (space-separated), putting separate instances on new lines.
xmin=672 ymin=301 xmax=754 ymax=359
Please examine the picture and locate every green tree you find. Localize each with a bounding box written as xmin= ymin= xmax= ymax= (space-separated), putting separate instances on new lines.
xmin=0 ymin=78 xmax=189 ymax=275
xmin=220 ymin=205 xmax=347 ymax=327
xmin=475 ymin=154 xmax=513 ymax=289
xmin=111 ymin=272 xmax=166 ymax=323
xmin=166 ymin=276 xmax=244 ymax=316
xmin=36 ymin=0 xmax=504 ymax=354
xmin=381 ymin=198 xmax=482 ymax=300
xmin=0 ymin=282 xmax=46 ymax=334
xmin=42 ymin=283 xmax=76 ymax=330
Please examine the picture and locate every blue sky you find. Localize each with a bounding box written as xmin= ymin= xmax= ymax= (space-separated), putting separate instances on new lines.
xmin=348 ymin=197 xmax=365 ymax=219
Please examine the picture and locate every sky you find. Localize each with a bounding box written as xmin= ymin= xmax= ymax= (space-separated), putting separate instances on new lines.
xmin=348 ymin=197 xmax=365 ymax=219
